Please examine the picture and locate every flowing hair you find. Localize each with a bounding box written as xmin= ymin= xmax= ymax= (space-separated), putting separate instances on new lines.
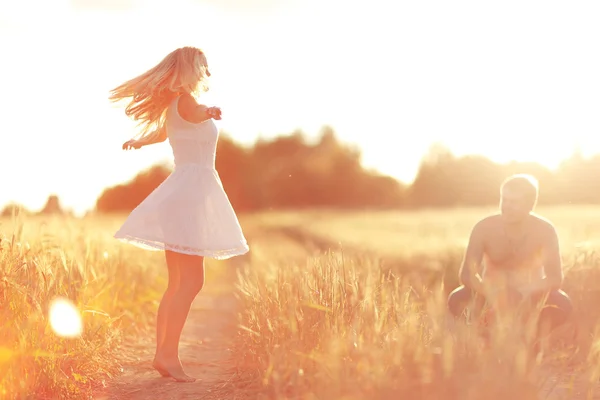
xmin=109 ymin=46 xmax=210 ymax=141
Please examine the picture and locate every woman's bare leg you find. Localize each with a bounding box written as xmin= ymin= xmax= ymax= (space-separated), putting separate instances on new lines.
xmin=153 ymin=252 xmax=205 ymax=382
xmin=152 ymin=250 xmax=181 ymax=377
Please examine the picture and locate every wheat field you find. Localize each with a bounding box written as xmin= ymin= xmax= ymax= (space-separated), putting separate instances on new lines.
xmin=2 ymin=206 xmax=600 ymax=399
xmin=225 ymin=206 xmax=600 ymax=400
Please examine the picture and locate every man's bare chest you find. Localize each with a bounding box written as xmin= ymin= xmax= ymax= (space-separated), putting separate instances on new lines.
xmin=483 ymin=230 xmax=544 ymax=270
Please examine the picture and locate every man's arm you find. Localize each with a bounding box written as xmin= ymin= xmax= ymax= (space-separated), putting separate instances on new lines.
xmin=522 ymin=224 xmax=563 ymax=296
xmin=459 ymin=221 xmax=487 ymax=295
xmin=543 ymin=224 xmax=564 ymax=290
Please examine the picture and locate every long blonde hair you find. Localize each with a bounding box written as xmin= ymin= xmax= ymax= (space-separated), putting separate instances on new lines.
xmin=109 ymin=46 xmax=210 ymax=140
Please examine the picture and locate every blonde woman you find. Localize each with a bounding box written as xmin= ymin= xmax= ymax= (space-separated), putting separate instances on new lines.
xmin=110 ymin=46 xmax=249 ymax=382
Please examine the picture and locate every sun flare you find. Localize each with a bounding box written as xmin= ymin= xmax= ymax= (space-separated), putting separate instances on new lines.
xmin=49 ymin=297 xmax=83 ymax=338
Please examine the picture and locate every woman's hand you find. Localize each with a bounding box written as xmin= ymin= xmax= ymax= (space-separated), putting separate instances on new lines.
xmin=122 ymin=139 xmax=142 ymax=150
xmin=206 ymin=106 xmax=222 ymax=120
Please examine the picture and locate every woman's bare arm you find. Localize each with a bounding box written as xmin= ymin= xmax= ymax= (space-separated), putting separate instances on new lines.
xmin=122 ymin=126 xmax=167 ymax=150
xmin=123 ymin=93 xmax=222 ymax=151
xmin=178 ymin=93 xmax=221 ymax=123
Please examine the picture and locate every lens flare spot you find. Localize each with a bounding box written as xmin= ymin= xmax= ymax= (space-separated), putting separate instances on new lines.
xmin=49 ymin=297 xmax=82 ymax=338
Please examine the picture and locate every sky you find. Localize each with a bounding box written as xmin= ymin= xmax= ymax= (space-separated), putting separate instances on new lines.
xmin=0 ymin=0 xmax=599 ymax=216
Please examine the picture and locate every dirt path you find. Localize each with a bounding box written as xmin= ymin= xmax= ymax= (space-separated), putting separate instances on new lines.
xmin=95 ymin=257 xmax=246 ymax=400
xmin=93 ymin=220 xmax=600 ymax=400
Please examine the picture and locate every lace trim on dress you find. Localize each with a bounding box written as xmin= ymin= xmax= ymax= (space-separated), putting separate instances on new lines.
xmin=115 ymin=234 xmax=249 ymax=260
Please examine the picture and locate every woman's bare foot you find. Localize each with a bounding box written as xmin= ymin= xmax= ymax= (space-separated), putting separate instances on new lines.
xmin=152 ymin=359 xmax=171 ymax=377
xmin=152 ymin=357 xmax=196 ymax=382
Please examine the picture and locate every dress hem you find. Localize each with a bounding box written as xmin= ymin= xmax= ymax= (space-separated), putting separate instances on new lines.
xmin=115 ymin=233 xmax=249 ymax=260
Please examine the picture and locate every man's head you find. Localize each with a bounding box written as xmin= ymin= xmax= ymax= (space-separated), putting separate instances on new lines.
xmin=500 ymin=174 xmax=539 ymax=223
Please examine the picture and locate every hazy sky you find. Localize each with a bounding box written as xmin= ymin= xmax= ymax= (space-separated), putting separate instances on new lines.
xmin=1 ymin=0 xmax=599 ymax=215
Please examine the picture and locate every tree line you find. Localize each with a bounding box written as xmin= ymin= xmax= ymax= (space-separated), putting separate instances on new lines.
xmin=3 ymin=127 xmax=598 ymax=217
xmin=94 ymin=127 xmax=600 ymax=213
xmin=95 ymin=126 xmax=405 ymax=213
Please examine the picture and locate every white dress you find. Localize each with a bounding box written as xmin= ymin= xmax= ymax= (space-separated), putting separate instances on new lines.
xmin=114 ymin=96 xmax=250 ymax=260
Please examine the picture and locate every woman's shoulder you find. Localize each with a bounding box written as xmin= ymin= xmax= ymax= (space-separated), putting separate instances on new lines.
xmin=173 ymin=93 xmax=214 ymax=125
xmin=177 ymin=93 xmax=196 ymax=109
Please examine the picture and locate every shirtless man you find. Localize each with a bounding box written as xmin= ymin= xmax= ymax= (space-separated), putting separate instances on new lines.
xmin=447 ymin=174 xmax=573 ymax=331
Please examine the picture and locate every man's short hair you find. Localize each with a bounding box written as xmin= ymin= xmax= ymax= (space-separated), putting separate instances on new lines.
xmin=501 ymin=174 xmax=539 ymax=208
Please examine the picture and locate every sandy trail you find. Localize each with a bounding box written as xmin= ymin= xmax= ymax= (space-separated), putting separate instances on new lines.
xmin=94 ymin=257 xmax=245 ymax=400
xmin=94 ymin=220 xmax=599 ymax=400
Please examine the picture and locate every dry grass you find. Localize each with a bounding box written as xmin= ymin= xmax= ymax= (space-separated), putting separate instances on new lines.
xmin=0 ymin=214 xmax=172 ymax=399
xmin=4 ymin=206 xmax=600 ymax=399
xmin=224 ymin=206 xmax=600 ymax=399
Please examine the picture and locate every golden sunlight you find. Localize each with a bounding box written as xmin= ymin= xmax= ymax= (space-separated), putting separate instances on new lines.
xmin=487 ymin=145 xmax=568 ymax=171
xmin=49 ymin=297 xmax=83 ymax=338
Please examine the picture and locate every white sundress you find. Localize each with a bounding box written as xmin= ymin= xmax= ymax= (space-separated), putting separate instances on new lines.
xmin=114 ymin=96 xmax=250 ymax=260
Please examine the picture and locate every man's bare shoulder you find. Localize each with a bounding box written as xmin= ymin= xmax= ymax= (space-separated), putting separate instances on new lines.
xmin=529 ymin=213 xmax=558 ymax=235
xmin=471 ymin=214 xmax=502 ymax=235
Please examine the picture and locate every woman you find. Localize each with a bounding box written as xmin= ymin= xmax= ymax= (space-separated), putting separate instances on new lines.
xmin=109 ymin=46 xmax=249 ymax=382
